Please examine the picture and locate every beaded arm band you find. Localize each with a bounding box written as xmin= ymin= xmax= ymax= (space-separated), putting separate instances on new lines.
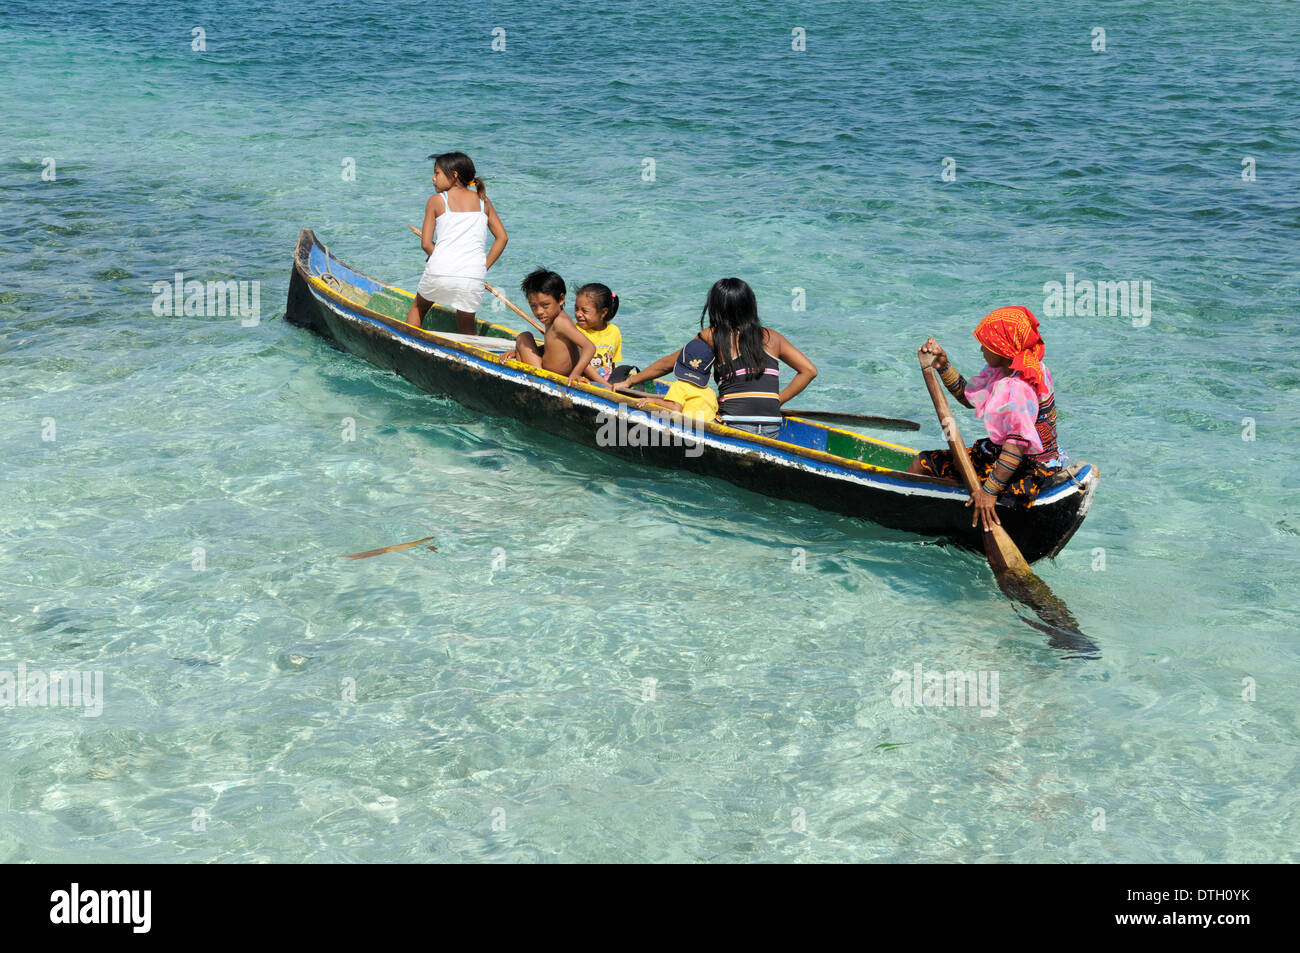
xmin=982 ymin=477 xmax=1008 ymax=495
xmin=982 ymin=443 xmax=1026 ymax=496
xmin=939 ymin=364 xmax=966 ymax=398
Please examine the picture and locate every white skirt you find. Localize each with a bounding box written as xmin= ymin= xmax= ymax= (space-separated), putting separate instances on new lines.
xmin=416 ymin=272 xmax=484 ymax=312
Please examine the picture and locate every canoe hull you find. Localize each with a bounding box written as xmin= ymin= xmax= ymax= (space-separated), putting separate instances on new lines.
xmin=285 ymin=230 xmax=1097 ymax=562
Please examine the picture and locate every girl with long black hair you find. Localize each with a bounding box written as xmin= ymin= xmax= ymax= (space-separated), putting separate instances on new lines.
xmin=620 ymin=278 xmax=817 ymax=437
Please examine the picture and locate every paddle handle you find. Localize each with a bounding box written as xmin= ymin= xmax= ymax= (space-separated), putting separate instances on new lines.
xmin=918 ymin=353 xmax=1033 ymax=576
xmin=919 ymin=355 xmax=983 ymax=492
xmin=407 ymin=223 xmax=545 ymax=334
xmin=782 ymin=409 xmax=920 ymax=431
xmin=484 ymin=283 xmax=546 ymax=333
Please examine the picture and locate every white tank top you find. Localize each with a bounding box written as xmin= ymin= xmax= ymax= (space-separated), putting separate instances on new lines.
xmin=427 ymin=191 xmax=488 ymax=282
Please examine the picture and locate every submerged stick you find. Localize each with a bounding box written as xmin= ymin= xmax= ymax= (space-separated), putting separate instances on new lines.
xmin=341 ymin=536 xmax=436 ymax=560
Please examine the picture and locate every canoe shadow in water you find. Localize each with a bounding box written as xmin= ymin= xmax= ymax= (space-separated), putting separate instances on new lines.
xmin=298 ymin=351 xmax=1101 ymax=660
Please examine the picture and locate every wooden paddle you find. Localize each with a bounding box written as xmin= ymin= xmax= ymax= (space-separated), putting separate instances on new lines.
xmin=608 ymin=386 xmax=918 ymax=431
xmin=482 ymin=283 xmax=546 ymax=334
xmin=782 ymin=409 xmax=920 ymax=431
xmin=918 ymin=352 xmax=1093 ymax=650
xmin=407 ymin=223 xmax=545 ymax=333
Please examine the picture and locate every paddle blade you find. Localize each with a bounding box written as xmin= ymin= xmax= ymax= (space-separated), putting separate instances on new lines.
xmin=984 ymin=525 xmax=1094 ymax=651
xmin=984 ymin=524 xmax=1034 ymax=577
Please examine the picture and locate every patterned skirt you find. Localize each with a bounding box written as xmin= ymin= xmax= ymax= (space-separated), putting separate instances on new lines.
xmin=916 ymin=438 xmax=1059 ymax=508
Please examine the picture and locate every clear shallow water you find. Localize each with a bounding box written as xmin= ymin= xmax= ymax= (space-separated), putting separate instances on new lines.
xmin=2 ymin=0 xmax=1298 ymax=862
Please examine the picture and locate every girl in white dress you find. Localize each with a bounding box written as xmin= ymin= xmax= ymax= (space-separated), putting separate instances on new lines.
xmin=406 ymin=152 xmax=508 ymax=334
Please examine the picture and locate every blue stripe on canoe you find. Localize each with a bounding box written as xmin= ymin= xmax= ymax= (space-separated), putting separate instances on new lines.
xmin=306 ymin=280 xmax=1088 ymax=505
xmin=776 ymin=418 xmax=829 ymax=453
xmin=308 ymin=245 xmax=385 ymax=294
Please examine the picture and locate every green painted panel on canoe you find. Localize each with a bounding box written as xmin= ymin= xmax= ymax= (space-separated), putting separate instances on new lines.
xmin=824 ymin=429 xmax=915 ymax=471
xmin=321 ymin=276 xmax=373 ymax=309
xmin=365 ymin=288 xmax=516 ymax=341
xmin=366 ymin=289 xmax=412 ymax=322
xmin=474 ymin=319 xmax=519 ymax=340
xmin=419 ymin=307 xmax=460 ymax=334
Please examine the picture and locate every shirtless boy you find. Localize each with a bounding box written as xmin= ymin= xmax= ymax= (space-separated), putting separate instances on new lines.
xmin=506 ymin=268 xmax=596 ymax=387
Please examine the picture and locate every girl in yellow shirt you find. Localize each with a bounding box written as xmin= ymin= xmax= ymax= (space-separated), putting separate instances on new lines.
xmin=572 ymin=283 xmax=624 ymax=386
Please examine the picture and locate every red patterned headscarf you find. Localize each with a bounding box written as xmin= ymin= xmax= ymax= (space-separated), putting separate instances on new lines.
xmin=973 ymin=306 xmax=1048 ymax=398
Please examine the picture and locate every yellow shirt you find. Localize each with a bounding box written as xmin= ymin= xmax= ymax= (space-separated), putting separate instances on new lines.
xmin=664 ymin=380 xmax=718 ymax=422
xmin=578 ymin=323 xmax=623 ymax=380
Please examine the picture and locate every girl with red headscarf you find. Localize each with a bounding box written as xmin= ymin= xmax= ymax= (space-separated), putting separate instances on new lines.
xmin=906 ymin=306 xmax=1067 ymax=531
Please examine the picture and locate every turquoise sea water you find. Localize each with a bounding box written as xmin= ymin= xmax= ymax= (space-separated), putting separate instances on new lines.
xmin=2 ymin=1 xmax=1297 ymax=862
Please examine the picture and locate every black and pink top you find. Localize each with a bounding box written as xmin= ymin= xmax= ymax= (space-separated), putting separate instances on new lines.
xmin=716 ymin=349 xmax=782 ymax=425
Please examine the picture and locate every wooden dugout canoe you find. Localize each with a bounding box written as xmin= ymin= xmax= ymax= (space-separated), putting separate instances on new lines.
xmin=285 ymin=229 xmax=1099 ymax=562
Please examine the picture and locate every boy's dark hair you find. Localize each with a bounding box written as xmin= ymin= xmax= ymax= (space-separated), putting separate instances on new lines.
xmin=521 ymin=267 xmax=566 ymax=301
xmin=575 ymin=283 xmax=619 ymax=322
